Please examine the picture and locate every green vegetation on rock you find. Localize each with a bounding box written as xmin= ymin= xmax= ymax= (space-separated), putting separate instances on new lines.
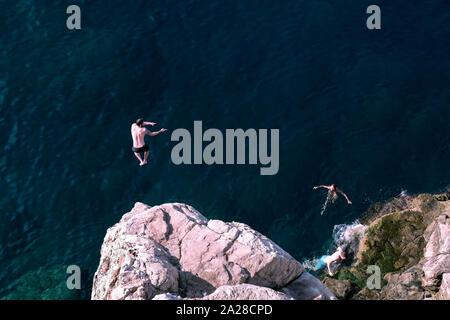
xmin=324 ymin=193 xmax=448 ymax=300
xmin=335 ymin=267 xmax=367 ymax=290
xmin=359 ymin=210 xmax=425 ymax=277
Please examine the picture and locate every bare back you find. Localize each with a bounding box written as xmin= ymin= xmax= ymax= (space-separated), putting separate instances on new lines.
xmin=131 ymin=123 xmax=148 ymax=148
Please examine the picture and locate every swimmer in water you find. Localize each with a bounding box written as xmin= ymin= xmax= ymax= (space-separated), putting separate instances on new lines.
xmin=313 ymin=184 xmax=352 ymax=215
xmin=316 ymin=246 xmax=346 ymax=276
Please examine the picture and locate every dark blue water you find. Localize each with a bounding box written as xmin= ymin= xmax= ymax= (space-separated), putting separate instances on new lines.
xmin=0 ymin=0 xmax=449 ymax=299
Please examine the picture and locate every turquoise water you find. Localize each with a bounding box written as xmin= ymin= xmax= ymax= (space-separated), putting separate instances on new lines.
xmin=0 ymin=0 xmax=449 ymax=299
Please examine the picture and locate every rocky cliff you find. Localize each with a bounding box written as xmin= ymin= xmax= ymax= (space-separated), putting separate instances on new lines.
xmin=91 ymin=202 xmax=335 ymax=300
xmin=321 ymin=190 xmax=450 ymax=300
xmin=92 ymin=188 xmax=450 ymax=300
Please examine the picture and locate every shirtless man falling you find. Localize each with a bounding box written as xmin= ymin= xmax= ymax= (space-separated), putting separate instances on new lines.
xmin=131 ymin=118 xmax=167 ymax=166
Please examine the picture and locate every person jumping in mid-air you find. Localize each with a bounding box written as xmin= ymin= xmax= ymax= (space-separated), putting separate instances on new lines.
xmin=313 ymin=184 xmax=352 ymax=215
xmin=131 ymin=118 xmax=167 ymax=166
xmin=316 ymin=246 xmax=346 ymax=276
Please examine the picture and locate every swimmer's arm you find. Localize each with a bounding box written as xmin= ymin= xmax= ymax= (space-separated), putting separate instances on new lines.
xmin=146 ymin=128 xmax=167 ymax=136
xmin=143 ymin=121 xmax=156 ymax=126
xmin=313 ymin=185 xmax=331 ymax=190
xmin=337 ymin=188 xmax=352 ymax=204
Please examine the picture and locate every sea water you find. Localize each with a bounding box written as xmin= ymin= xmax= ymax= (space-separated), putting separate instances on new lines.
xmin=0 ymin=0 xmax=449 ymax=299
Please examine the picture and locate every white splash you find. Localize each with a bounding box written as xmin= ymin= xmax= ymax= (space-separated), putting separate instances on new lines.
xmin=302 ymin=220 xmax=367 ymax=272
xmin=332 ymin=221 xmax=367 ymax=256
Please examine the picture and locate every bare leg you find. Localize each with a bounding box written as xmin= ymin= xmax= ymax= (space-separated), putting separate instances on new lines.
xmin=134 ymin=152 xmax=144 ymax=165
xmin=327 ymin=262 xmax=333 ymax=276
xmin=141 ymin=151 xmax=149 ymax=166
xmin=320 ymin=196 xmax=330 ymax=215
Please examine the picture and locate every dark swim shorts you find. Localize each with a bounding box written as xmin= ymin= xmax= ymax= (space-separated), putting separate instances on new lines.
xmin=132 ymin=144 xmax=149 ymax=153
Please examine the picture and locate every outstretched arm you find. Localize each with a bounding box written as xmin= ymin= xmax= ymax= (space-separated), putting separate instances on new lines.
xmin=337 ymin=188 xmax=352 ymax=204
xmin=313 ymin=185 xmax=331 ymax=190
xmin=143 ymin=121 xmax=156 ymax=126
xmin=146 ymin=128 xmax=167 ymax=136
